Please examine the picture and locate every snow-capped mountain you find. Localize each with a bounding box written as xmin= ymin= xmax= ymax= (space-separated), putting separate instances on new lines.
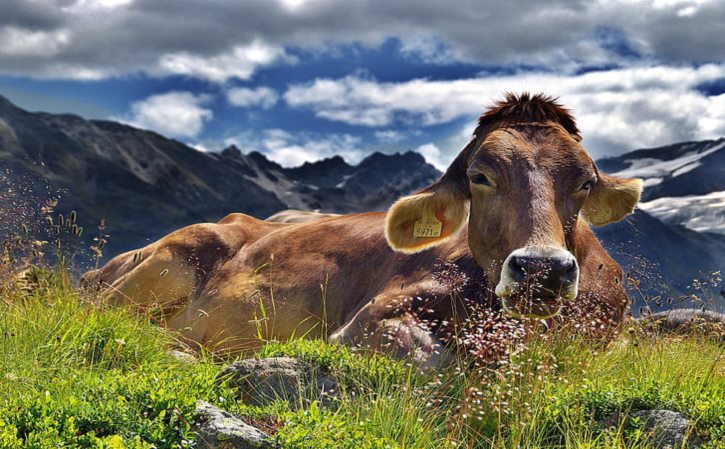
xmin=597 ymin=138 xmax=725 ymax=235
xmin=0 ymin=94 xmax=722 ymax=302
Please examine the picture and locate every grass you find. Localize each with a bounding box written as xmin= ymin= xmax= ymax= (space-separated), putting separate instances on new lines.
xmin=0 ymin=266 xmax=722 ymax=448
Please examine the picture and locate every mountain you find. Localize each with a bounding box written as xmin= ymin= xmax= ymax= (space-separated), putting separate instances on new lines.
xmin=597 ymin=138 xmax=725 ymax=234
xmin=212 ymin=145 xmax=440 ymax=213
xmin=593 ymin=139 xmax=725 ymax=303
xmin=0 ymin=95 xmax=439 ymax=257
xmin=0 ymin=95 xmax=721 ymax=305
xmin=593 ymin=209 xmax=724 ymax=302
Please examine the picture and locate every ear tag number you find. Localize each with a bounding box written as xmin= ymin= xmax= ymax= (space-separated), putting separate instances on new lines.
xmin=414 ymin=212 xmax=442 ymax=238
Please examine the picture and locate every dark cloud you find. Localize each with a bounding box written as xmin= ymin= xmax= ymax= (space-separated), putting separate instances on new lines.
xmin=0 ymin=0 xmax=66 ymax=29
xmin=0 ymin=0 xmax=722 ymax=81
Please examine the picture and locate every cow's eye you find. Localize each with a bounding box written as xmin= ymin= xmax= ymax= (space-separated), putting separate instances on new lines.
xmin=470 ymin=173 xmax=490 ymax=186
xmin=580 ymin=179 xmax=596 ymax=191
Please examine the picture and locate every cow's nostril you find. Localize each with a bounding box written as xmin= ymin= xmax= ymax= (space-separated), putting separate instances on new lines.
xmin=507 ymin=256 xmax=527 ymax=281
xmin=564 ymin=259 xmax=577 ymax=274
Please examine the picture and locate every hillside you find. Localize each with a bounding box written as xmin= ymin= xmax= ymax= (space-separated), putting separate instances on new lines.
xmin=0 ymin=95 xmax=438 ymax=256
xmin=594 ymin=139 xmax=725 ymax=302
xmin=598 ymin=138 xmax=725 ymax=235
xmin=0 ymin=95 xmax=722 ymax=301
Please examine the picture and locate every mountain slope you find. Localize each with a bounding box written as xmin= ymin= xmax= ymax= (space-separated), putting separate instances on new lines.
xmin=0 ymin=95 xmax=721 ymax=301
xmin=593 ymin=209 xmax=724 ymax=302
xmin=0 ymin=95 xmax=439 ymax=256
xmin=597 ymin=138 xmax=725 ymax=235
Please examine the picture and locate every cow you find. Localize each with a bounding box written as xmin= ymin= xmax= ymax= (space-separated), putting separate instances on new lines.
xmin=82 ymin=93 xmax=643 ymax=366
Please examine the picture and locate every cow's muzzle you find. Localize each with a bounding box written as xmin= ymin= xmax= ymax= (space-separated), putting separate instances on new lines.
xmin=495 ymin=246 xmax=579 ymax=319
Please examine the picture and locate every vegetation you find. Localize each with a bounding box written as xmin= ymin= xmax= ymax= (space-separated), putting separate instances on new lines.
xmin=0 ymin=263 xmax=722 ymax=449
xmin=0 ymin=203 xmax=722 ymax=448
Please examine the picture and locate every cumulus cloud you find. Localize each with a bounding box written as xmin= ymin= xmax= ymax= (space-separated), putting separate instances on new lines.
xmin=374 ymin=130 xmax=405 ymax=143
xmin=226 ymin=86 xmax=279 ymax=109
xmin=415 ymin=143 xmax=447 ymax=171
xmin=0 ymin=26 xmax=70 ymax=57
xmin=284 ymin=64 xmax=725 ymax=159
xmin=285 ymin=76 xmax=485 ymax=126
xmin=1 ymin=0 xmax=724 ymax=80
xmin=122 ymin=91 xmax=213 ymax=138
xmin=225 ymin=129 xmax=365 ymax=167
xmin=155 ymin=42 xmax=290 ymax=83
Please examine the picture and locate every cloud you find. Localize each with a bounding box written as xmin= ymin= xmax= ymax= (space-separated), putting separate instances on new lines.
xmin=374 ymin=130 xmax=405 ymax=143
xmin=1 ymin=0 xmax=724 ymax=80
xmin=415 ymin=143 xmax=447 ymax=171
xmin=0 ymin=26 xmax=69 ymax=57
xmin=284 ymin=64 xmax=725 ymax=158
xmin=284 ymin=75 xmax=485 ymax=126
xmin=122 ymin=91 xmax=213 ymax=138
xmin=155 ymin=41 xmax=290 ymax=83
xmin=224 ymin=129 xmax=365 ymax=167
xmin=226 ymin=86 xmax=279 ymax=109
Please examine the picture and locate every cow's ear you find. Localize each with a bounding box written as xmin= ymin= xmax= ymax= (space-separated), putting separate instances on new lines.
xmin=582 ymin=173 xmax=643 ymax=226
xmin=385 ymin=183 xmax=469 ymax=253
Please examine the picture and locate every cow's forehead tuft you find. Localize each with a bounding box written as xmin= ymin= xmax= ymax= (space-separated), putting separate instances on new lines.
xmin=476 ymin=92 xmax=580 ymax=140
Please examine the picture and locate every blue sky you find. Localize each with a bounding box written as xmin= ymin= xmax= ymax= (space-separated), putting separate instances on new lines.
xmin=1 ymin=0 xmax=724 ymax=169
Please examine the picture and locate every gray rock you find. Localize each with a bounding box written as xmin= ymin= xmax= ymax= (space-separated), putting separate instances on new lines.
xmin=169 ymin=349 xmax=197 ymax=364
xmin=193 ymin=400 xmax=272 ymax=449
xmin=630 ymin=409 xmax=699 ymax=448
xmin=641 ymin=309 xmax=725 ymax=333
xmin=218 ymin=357 xmax=338 ymax=408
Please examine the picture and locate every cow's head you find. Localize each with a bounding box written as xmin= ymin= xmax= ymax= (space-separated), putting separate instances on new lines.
xmin=385 ymin=93 xmax=642 ymax=319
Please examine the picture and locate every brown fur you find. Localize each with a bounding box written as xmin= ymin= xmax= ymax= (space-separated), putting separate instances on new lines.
xmin=83 ymin=93 xmax=642 ymax=365
xmin=265 ymin=210 xmax=340 ymax=223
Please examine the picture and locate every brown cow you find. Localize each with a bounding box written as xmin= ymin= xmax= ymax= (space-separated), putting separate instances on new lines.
xmin=82 ymin=93 xmax=642 ymax=366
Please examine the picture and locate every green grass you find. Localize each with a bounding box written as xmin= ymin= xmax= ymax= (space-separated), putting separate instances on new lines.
xmin=0 ymin=267 xmax=722 ymax=449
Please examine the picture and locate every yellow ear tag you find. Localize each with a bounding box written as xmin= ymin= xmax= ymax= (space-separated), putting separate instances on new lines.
xmin=413 ymin=211 xmax=442 ymax=238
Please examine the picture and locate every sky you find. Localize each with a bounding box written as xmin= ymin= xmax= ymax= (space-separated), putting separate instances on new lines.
xmin=1 ymin=0 xmax=724 ymax=169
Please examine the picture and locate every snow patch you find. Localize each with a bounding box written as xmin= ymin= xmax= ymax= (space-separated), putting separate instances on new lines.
xmin=335 ymin=174 xmax=353 ymax=189
xmin=613 ymin=141 xmax=724 ymax=180
xmin=639 ymin=191 xmax=725 ymax=234
xmin=642 ymin=177 xmax=663 ymax=187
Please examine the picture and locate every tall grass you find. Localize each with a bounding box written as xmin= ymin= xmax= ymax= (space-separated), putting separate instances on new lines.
xmin=0 ymin=203 xmax=722 ymax=448
xmin=0 ymin=268 xmax=722 ymax=448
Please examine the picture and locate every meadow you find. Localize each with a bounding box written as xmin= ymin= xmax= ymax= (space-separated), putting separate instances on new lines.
xmin=0 ymin=206 xmax=722 ymax=449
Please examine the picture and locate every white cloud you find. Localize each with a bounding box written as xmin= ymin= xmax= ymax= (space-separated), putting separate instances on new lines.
xmin=156 ymin=41 xmax=289 ymax=83
xmin=122 ymin=91 xmax=213 ymax=138
xmin=284 ymin=64 xmax=725 ymax=159
xmin=415 ymin=143 xmax=447 ymax=171
xmin=225 ymin=129 xmax=365 ymax=167
xmin=226 ymin=86 xmax=279 ymax=109
xmin=374 ymin=130 xmax=405 ymax=143
xmin=0 ymin=26 xmax=69 ymax=57
xmin=285 ymin=76 xmax=485 ymax=126
xmin=62 ymin=0 xmax=134 ymax=11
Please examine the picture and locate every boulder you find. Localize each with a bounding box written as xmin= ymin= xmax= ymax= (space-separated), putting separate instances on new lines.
xmin=193 ymin=400 xmax=272 ymax=449
xmin=218 ymin=357 xmax=338 ymax=408
xmin=630 ymin=409 xmax=699 ymax=448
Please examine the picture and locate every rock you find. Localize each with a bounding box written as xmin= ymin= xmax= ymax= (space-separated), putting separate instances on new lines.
xmin=193 ymin=400 xmax=272 ymax=449
xmin=169 ymin=349 xmax=197 ymax=364
xmin=630 ymin=409 xmax=699 ymax=448
xmin=640 ymin=309 xmax=725 ymax=338
xmin=218 ymin=357 xmax=338 ymax=408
